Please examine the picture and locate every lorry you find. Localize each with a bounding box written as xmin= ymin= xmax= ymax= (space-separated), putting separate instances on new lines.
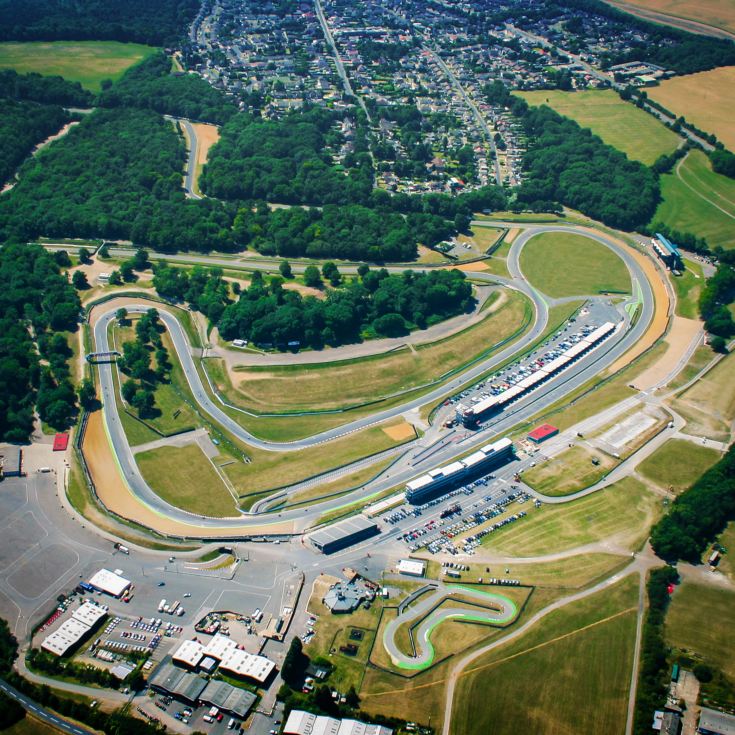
xmin=169 ymin=600 xmax=180 ymax=615
xmin=252 ymin=608 xmax=263 ymax=623
xmin=158 ymin=599 xmax=166 ymax=613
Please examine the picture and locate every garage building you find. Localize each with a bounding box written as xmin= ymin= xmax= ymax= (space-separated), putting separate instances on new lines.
xmin=528 ymin=424 xmax=559 ymax=444
xmin=88 ymin=569 xmax=131 ymax=598
xmin=309 ymin=516 xmax=380 ymax=554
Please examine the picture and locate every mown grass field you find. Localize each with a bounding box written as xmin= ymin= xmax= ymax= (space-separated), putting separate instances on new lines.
xmin=0 ymin=41 xmax=157 ymax=92
xmin=518 ymin=88 xmax=680 ymax=165
xmin=1 ymin=715 xmax=67 ymax=735
xmin=450 ymin=576 xmax=638 ymax=735
xmin=666 ymin=580 xmax=735 ymax=679
xmin=648 ymin=66 xmax=735 ymax=151
xmin=222 ymin=289 xmax=531 ymax=413
xmin=652 ymin=150 xmax=735 ymax=250
xmin=671 ymin=257 xmax=705 ymax=319
xmin=136 ymin=443 xmax=236 ymax=517
xmin=481 ymin=477 xmax=659 ymax=555
xmin=637 ymin=438 xmax=721 ymax=493
xmin=670 ymin=349 xmax=735 ymax=441
xmin=522 ymin=444 xmax=617 ymax=496
xmin=667 ymin=344 xmax=713 ymax=391
xmin=519 ymin=231 xmax=631 ymax=298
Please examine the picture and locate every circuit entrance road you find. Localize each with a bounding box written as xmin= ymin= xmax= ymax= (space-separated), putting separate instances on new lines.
xmin=91 ymin=225 xmax=654 ymax=532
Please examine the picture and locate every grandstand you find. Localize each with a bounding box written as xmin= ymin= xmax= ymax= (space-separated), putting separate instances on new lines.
xmin=652 ymin=233 xmax=683 ymax=271
xmin=457 ymin=322 xmax=617 ymax=428
xmin=405 ymin=437 xmax=514 ymax=504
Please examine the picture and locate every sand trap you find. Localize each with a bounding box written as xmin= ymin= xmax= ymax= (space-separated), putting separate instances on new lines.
xmin=504 ymin=228 xmax=520 ymax=243
xmin=191 ymin=122 xmax=220 ymax=166
xmin=382 ymin=421 xmax=416 ymax=441
xmin=81 ymin=410 xmax=295 ymax=537
xmin=634 ymin=316 xmax=702 ymax=390
xmin=450 ymin=261 xmax=490 ymax=272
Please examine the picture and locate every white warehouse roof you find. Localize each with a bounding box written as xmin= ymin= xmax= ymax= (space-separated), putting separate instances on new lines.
xmin=88 ymin=568 xmax=131 ymax=597
xmin=202 ymin=633 xmax=237 ymax=661
xmin=172 ymin=639 xmax=205 ymax=668
xmin=397 ymin=559 xmax=425 ymax=577
xmin=218 ymin=648 xmax=276 ymax=684
xmin=71 ymin=601 xmax=107 ymax=629
xmin=284 ymin=710 xmax=393 ymax=735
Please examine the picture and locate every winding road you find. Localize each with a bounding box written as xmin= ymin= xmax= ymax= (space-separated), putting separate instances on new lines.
xmin=89 ymin=223 xmax=655 ymax=532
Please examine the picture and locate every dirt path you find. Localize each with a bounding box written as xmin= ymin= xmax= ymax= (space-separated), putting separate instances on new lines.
xmin=634 ymin=315 xmax=702 ymax=390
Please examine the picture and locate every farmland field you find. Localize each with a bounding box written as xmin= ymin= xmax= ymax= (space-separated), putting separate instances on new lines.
xmin=648 ymin=67 xmax=735 ymax=151
xmin=451 ymin=576 xmax=638 ymax=735
xmin=637 ymin=438 xmax=721 ymax=493
xmin=517 ymin=88 xmax=680 ymax=164
xmin=666 ymin=580 xmax=735 ymax=679
xmin=0 ymin=41 xmax=157 ymax=92
xmin=607 ymin=0 xmax=735 ymax=34
xmin=652 ymin=150 xmax=735 ymax=250
xmin=519 ymin=231 xmax=631 ymax=298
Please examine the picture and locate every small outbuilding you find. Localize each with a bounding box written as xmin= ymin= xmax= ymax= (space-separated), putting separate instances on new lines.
xmin=528 ymin=423 xmax=559 ymax=444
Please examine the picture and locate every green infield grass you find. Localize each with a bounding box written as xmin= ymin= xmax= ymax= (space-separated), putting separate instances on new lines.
xmin=136 ymin=443 xmax=236 ymax=517
xmin=450 ymin=576 xmax=638 ymax=735
xmin=518 ymin=88 xmax=680 ymax=165
xmin=666 ymin=580 xmax=735 ymax=679
xmin=637 ymin=438 xmax=721 ymax=493
xmin=219 ymin=288 xmax=531 ymax=413
xmin=0 ymin=41 xmax=157 ymax=92
xmin=652 ymin=150 xmax=735 ymax=251
xmin=481 ymin=477 xmax=660 ymax=555
xmin=522 ymin=444 xmax=617 ymax=496
xmin=519 ymin=231 xmax=631 ymax=298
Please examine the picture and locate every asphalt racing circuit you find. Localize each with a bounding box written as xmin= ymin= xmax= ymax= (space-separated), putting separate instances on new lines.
xmin=89 ymin=224 xmax=656 ymax=536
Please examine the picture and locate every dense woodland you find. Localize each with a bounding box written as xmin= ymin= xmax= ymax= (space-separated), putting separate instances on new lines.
xmin=0 ymin=0 xmax=198 ymax=45
xmin=0 ymin=99 xmax=71 ymax=186
xmin=201 ymin=107 xmax=375 ymax=206
xmin=0 ymin=69 xmax=92 ymax=106
xmin=650 ymin=443 xmax=735 ymax=562
xmin=0 ymin=244 xmax=80 ymax=442
xmin=154 ymin=263 xmax=474 ymax=348
xmin=0 ymin=107 xmax=238 ymax=251
xmin=98 ymin=52 xmax=236 ymax=125
xmin=698 ymin=252 xmax=735 ymax=339
xmin=485 ymin=82 xmax=659 ymax=229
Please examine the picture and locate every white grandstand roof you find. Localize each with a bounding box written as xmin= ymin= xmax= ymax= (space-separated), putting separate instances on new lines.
xmin=88 ymin=568 xmax=131 ymax=597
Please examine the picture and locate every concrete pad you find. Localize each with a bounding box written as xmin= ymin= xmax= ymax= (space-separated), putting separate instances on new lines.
xmin=7 ymin=543 xmax=78 ymax=599
xmin=0 ymin=479 xmax=27 ymax=521
xmin=598 ymin=412 xmax=657 ymax=450
xmin=0 ymin=512 xmax=46 ymax=571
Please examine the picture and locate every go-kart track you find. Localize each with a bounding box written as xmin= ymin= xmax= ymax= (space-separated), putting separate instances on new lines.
xmin=89 ymin=224 xmax=657 ymax=535
xmin=382 ymin=584 xmax=519 ymax=670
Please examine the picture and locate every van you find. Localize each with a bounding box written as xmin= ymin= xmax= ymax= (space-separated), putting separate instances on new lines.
xmin=203 ymin=715 xmax=214 ymax=723
xmin=38 ymin=467 xmax=51 ymax=473
xmin=228 ymin=718 xmax=237 ymax=729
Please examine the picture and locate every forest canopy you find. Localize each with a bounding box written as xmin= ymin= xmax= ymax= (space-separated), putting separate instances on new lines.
xmin=0 ymin=0 xmax=198 ymax=46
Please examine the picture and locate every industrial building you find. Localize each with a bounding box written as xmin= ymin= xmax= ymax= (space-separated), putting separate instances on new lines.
xmin=397 ymin=559 xmax=426 ymax=577
xmin=199 ymin=680 xmax=257 ymax=719
xmin=698 ymin=707 xmax=735 ymax=735
xmin=284 ymin=710 xmax=393 ymax=735
xmin=309 ymin=515 xmax=380 ymax=554
xmin=528 ymin=424 xmax=559 ymax=444
xmin=323 ymin=580 xmax=371 ymax=614
xmin=41 ymin=602 xmax=107 ymax=656
xmin=405 ymin=437 xmax=514 ymax=505
xmin=652 ymin=233 xmax=683 ymax=271
xmin=457 ymin=322 xmax=617 ymax=428
xmin=87 ymin=569 xmax=131 ymax=598
xmin=170 ymin=634 xmax=276 ymax=684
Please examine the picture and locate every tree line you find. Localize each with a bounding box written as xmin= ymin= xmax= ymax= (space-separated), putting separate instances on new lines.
xmin=0 ymin=68 xmax=92 ymax=107
xmin=698 ymin=252 xmax=735 ymax=341
xmin=632 ymin=565 xmax=680 ymax=735
xmin=153 ymin=262 xmax=474 ymax=349
xmin=650 ymin=443 xmax=735 ymax=563
xmin=0 ymin=0 xmax=199 ymax=46
xmin=0 ymin=243 xmax=80 ymax=442
xmin=98 ymin=51 xmax=237 ymax=126
xmin=484 ymin=82 xmax=660 ymax=230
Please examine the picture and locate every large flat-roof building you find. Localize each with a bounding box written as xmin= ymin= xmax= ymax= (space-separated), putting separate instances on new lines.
xmin=41 ymin=602 xmax=107 ymax=657
xmin=653 ymin=233 xmax=683 ymax=271
xmin=284 ymin=710 xmax=393 ymax=735
xmin=148 ymin=662 xmax=207 ymax=704
xmin=309 ymin=516 xmax=380 ymax=554
xmin=698 ymin=707 xmax=735 ymax=735
xmin=199 ymin=679 xmax=257 ymax=719
xmin=88 ymin=569 xmax=131 ymax=598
